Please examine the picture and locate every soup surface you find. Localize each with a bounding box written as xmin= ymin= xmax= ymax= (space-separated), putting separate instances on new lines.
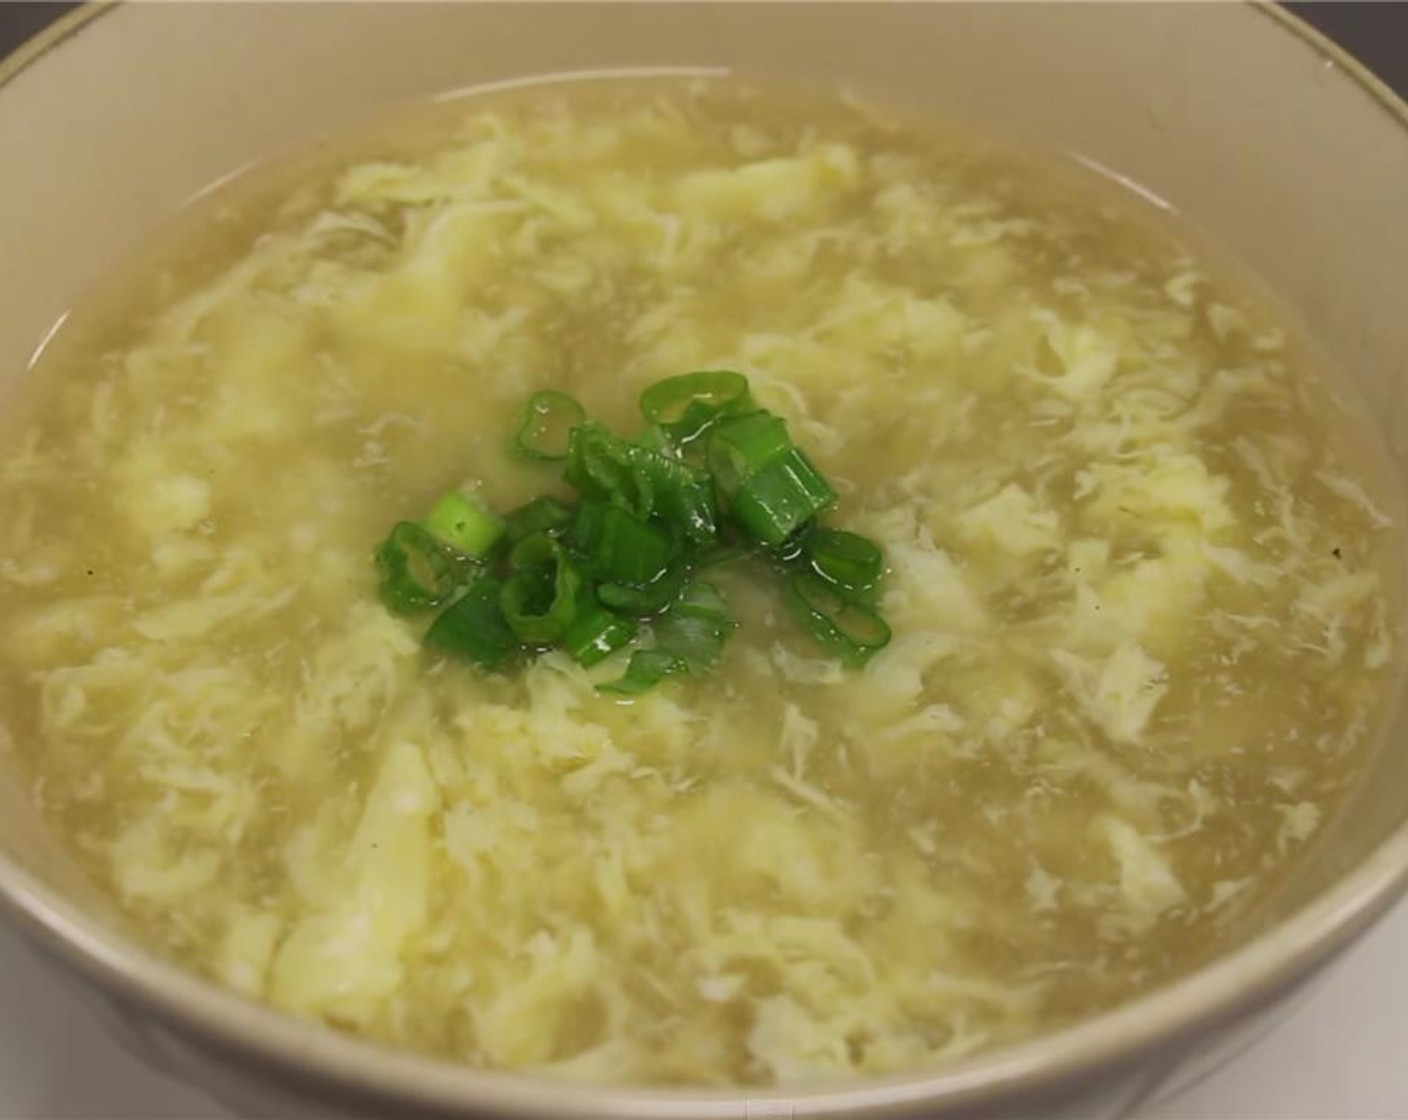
xmin=0 ymin=79 xmax=1400 ymax=1084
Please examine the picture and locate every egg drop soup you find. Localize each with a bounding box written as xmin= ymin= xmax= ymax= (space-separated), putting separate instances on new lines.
xmin=0 ymin=79 xmax=1400 ymax=1085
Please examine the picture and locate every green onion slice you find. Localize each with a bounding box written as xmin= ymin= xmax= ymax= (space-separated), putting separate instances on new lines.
xmin=423 ymin=491 xmax=505 ymax=559
xmin=707 ymin=411 xmax=792 ymax=495
xmin=500 ymin=537 xmax=581 ymax=645
xmin=806 ymin=528 xmax=885 ymax=598
xmin=508 ymin=530 xmax=559 ymax=572
xmin=566 ymin=424 xmax=650 ymax=513
xmin=502 ymin=496 xmax=572 ymax=548
xmin=565 ymin=423 xmax=718 ymax=545
xmin=772 ymin=522 xmax=813 ymax=565
xmin=374 ymin=521 xmax=459 ymax=613
xmin=640 ymin=370 xmax=751 ymax=427
xmin=564 ymin=593 xmax=636 ymax=667
xmin=785 ymin=571 xmax=891 ymax=667
xmin=379 ymin=371 xmax=891 ymax=692
xmin=570 ymin=500 xmax=675 ymax=586
xmin=516 ymin=390 xmax=585 ymax=461
xmin=649 ymin=460 xmax=717 ymax=547
xmin=424 ymin=577 xmax=517 ymax=669
xmin=598 ymin=649 xmax=687 ymax=696
xmin=597 ymin=566 xmax=689 ymax=614
xmin=635 ymin=423 xmax=678 ymax=455
xmin=671 ymin=580 xmax=730 ymax=620
xmin=731 ymin=447 xmax=837 ymax=547
xmin=697 ymin=544 xmax=749 ymax=570
xmin=654 ymin=582 xmax=736 ymax=673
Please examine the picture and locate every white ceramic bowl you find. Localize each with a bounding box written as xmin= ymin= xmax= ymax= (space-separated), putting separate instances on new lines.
xmin=1 ymin=5 xmax=1406 ymax=1117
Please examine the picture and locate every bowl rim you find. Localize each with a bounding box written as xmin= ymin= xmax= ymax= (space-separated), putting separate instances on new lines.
xmin=1 ymin=3 xmax=1407 ymax=1116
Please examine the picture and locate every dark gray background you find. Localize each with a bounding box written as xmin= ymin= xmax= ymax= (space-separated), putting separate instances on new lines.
xmin=1 ymin=2 xmax=1407 ymax=102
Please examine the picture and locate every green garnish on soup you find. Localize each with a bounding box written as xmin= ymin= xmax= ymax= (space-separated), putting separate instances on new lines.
xmin=374 ymin=371 xmax=891 ymax=691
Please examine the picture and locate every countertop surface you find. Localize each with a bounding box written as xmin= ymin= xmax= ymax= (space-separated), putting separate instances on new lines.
xmin=1 ymin=4 xmax=1407 ymax=1118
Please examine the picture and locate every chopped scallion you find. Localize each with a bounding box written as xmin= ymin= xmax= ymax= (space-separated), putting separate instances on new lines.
xmin=806 ymin=527 xmax=885 ymax=599
xmin=565 ymin=424 xmax=652 ymax=515
xmin=598 ymin=567 xmax=689 ymax=614
xmin=424 ymin=577 xmax=517 ymax=669
xmin=571 ymin=500 xmax=674 ymax=586
xmin=516 ymin=390 xmax=584 ymax=461
xmin=375 ymin=371 xmax=890 ymax=693
xmin=374 ymin=522 xmax=458 ymax=613
xmin=731 ymin=447 xmax=837 ymax=546
xmin=653 ymin=582 xmax=736 ymax=672
xmin=502 ymin=496 xmax=572 ymax=548
xmin=785 ymin=572 xmax=891 ymax=666
xmin=508 ymin=530 xmax=560 ymax=572
xmin=423 ymin=491 xmax=505 ymax=559
xmin=500 ymin=563 xmax=580 ymax=646
xmin=598 ymin=649 xmax=687 ymax=696
xmin=639 ymin=370 xmax=751 ymax=428
xmin=564 ymin=593 xmax=635 ymax=667
xmin=707 ymin=411 xmax=792 ymax=495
